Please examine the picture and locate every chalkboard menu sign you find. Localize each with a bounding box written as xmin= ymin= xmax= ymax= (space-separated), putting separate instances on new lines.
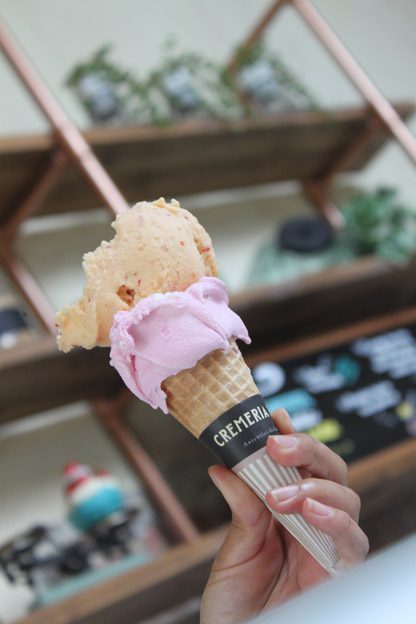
xmin=251 ymin=325 xmax=416 ymax=462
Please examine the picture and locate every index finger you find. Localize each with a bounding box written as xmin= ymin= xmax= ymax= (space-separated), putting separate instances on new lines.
xmin=266 ymin=432 xmax=348 ymax=486
xmin=271 ymin=408 xmax=297 ymax=435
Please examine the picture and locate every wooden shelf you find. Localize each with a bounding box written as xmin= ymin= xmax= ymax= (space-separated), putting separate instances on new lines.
xmin=0 ymin=103 xmax=414 ymax=224
xmin=16 ymin=526 xmax=226 ymax=624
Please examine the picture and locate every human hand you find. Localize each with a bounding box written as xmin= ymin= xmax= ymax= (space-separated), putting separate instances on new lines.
xmin=201 ymin=409 xmax=369 ymax=624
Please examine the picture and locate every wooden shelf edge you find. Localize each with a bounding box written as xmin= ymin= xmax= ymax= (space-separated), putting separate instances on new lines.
xmin=0 ymin=334 xmax=56 ymax=368
xmin=349 ymin=437 xmax=416 ymax=493
xmin=1 ymin=102 xmax=414 ymax=151
xmin=1 ymin=101 xmax=414 ymax=221
xmin=0 ymin=336 xmax=122 ymax=425
xmin=238 ymin=257 xmax=416 ymax=352
xmin=232 ymin=255 xmax=387 ymax=311
xmin=245 ymin=301 xmax=416 ymax=366
xmin=16 ymin=525 xmax=227 ymax=624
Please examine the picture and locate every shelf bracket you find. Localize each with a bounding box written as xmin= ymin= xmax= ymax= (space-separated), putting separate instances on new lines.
xmin=93 ymin=397 xmax=200 ymax=543
xmin=292 ymin=0 xmax=416 ymax=166
xmin=0 ymin=244 xmax=57 ymax=332
xmin=0 ymin=148 xmax=67 ymax=332
xmin=1 ymin=148 xmax=68 ymax=243
xmin=302 ymin=116 xmax=383 ymax=227
xmin=301 ymin=178 xmax=344 ymax=229
xmin=315 ymin=116 xmax=382 ymax=188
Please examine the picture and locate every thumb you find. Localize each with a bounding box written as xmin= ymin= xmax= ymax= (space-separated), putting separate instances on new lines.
xmin=208 ymin=465 xmax=272 ymax=570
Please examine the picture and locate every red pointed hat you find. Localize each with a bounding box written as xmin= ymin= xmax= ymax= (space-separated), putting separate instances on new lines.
xmin=63 ymin=462 xmax=93 ymax=494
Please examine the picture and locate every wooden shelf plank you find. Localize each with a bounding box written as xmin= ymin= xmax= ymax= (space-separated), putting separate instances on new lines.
xmin=245 ymin=297 xmax=416 ymax=369
xmin=349 ymin=437 xmax=416 ymax=493
xmin=16 ymin=526 xmax=226 ymax=624
xmin=0 ymin=336 xmax=122 ymax=424
xmin=236 ymin=256 xmax=416 ymax=352
xmin=0 ymin=103 xmax=413 ymax=224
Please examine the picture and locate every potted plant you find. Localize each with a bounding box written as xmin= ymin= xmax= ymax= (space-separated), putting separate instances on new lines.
xmin=228 ymin=40 xmax=321 ymax=114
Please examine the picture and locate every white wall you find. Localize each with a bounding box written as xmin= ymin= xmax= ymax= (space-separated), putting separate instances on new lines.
xmin=1 ymin=2 xmax=416 ymax=620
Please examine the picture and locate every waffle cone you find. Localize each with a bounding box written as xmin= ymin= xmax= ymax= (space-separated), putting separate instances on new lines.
xmin=162 ymin=340 xmax=258 ymax=438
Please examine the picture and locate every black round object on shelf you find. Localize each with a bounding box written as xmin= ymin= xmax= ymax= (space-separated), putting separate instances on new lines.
xmin=0 ymin=307 xmax=27 ymax=336
xmin=278 ymin=216 xmax=334 ymax=253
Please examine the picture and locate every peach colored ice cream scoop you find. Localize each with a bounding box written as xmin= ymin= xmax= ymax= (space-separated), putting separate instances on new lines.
xmin=55 ymin=198 xmax=217 ymax=352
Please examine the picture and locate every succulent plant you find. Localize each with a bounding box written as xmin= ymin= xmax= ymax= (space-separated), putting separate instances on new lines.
xmin=66 ymin=40 xmax=242 ymax=125
xmin=342 ymin=187 xmax=416 ymax=264
xmin=66 ymin=37 xmax=321 ymax=126
xmin=228 ymin=39 xmax=321 ymax=113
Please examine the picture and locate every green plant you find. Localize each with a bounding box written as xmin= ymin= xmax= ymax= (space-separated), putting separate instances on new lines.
xmin=66 ymin=40 xmax=243 ymax=126
xmin=66 ymin=38 xmax=320 ymax=126
xmin=145 ymin=37 xmax=243 ymax=122
xmin=342 ymin=187 xmax=416 ymax=264
xmin=65 ymin=45 xmax=150 ymax=123
xmin=228 ymin=40 xmax=321 ymax=112
xmin=66 ymin=45 xmax=132 ymax=88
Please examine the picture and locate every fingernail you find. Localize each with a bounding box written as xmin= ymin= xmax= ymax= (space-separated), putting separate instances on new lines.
xmin=274 ymin=435 xmax=298 ymax=449
xmin=306 ymin=498 xmax=333 ymax=517
xmin=277 ymin=409 xmax=293 ymax=426
xmin=208 ymin=467 xmax=220 ymax=489
xmin=270 ymin=485 xmax=299 ymax=501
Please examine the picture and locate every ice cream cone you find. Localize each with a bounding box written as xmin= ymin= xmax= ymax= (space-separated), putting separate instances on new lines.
xmin=163 ymin=339 xmax=344 ymax=576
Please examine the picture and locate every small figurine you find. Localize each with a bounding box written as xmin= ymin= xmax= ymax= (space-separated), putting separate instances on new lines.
xmin=63 ymin=462 xmax=125 ymax=533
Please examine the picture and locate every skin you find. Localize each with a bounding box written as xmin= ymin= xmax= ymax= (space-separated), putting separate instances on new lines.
xmin=201 ymin=409 xmax=369 ymax=624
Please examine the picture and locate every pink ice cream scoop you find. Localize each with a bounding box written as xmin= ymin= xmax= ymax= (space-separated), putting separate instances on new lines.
xmin=109 ymin=277 xmax=250 ymax=412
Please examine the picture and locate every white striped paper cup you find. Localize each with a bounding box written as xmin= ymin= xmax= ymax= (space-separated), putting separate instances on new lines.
xmin=233 ymin=446 xmax=345 ymax=576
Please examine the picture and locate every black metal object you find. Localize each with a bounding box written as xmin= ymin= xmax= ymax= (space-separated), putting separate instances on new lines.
xmin=0 ymin=507 xmax=140 ymax=592
xmin=0 ymin=525 xmax=91 ymax=588
xmin=278 ymin=216 xmax=334 ymax=253
xmin=0 ymin=307 xmax=27 ymax=336
xmin=0 ymin=525 xmax=57 ymax=586
xmin=90 ymin=508 xmax=139 ymax=556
